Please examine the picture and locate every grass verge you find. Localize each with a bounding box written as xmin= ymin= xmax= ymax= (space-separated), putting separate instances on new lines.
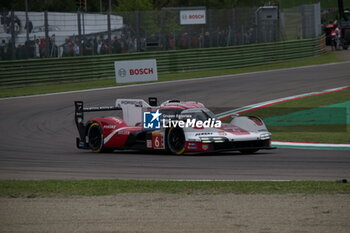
xmin=241 ymin=88 xmax=350 ymax=143
xmin=0 ymin=52 xmax=343 ymax=98
xmin=0 ymin=180 xmax=349 ymax=198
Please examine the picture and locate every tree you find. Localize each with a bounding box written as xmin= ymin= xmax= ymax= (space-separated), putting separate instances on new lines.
xmin=1 ymin=0 xmax=75 ymax=11
xmin=113 ymin=0 xmax=153 ymax=11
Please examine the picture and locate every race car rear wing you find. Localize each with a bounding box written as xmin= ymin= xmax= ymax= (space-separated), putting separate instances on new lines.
xmin=74 ymin=101 xmax=122 ymax=148
xmin=74 ymin=101 xmax=122 ymax=125
xmin=74 ymin=97 xmax=158 ymax=128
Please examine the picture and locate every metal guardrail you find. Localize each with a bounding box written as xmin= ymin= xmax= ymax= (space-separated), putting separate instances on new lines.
xmin=0 ymin=36 xmax=325 ymax=88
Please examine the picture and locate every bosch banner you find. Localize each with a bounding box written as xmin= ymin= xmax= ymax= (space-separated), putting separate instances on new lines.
xmin=115 ymin=59 xmax=158 ymax=83
xmin=180 ymin=10 xmax=206 ymax=25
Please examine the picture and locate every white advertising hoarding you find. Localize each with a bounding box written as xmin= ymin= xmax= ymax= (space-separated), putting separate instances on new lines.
xmin=180 ymin=10 xmax=206 ymax=25
xmin=115 ymin=59 xmax=158 ymax=83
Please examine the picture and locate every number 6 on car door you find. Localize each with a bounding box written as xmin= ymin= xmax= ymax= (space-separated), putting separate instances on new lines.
xmin=152 ymin=131 xmax=164 ymax=149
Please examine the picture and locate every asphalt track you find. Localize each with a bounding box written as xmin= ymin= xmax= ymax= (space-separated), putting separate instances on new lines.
xmin=0 ymin=62 xmax=349 ymax=180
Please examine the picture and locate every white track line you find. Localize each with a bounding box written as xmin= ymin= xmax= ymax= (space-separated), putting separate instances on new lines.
xmin=272 ymin=141 xmax=350 ymax=148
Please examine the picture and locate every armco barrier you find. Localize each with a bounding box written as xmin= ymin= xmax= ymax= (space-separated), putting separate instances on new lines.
xmin=0 ymin=36 xmax=325 ymax=88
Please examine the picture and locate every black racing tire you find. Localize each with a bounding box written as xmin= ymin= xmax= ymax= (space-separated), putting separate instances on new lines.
xmin=87 ymin=123 xmax=107 ymax=153
xmin=239 ymin=149 xmax=259 ymax=154
xmin=166 ymin=127 xmax=186 ymax=155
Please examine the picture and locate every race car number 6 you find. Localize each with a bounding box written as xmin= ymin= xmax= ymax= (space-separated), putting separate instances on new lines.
xmin=152 ymin=135 xmax=163 ymax=149
xmin=155 ymin=137 xmax=160 ymax=147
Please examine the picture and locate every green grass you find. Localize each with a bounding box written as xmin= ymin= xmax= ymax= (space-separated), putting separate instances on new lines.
xmin=270 ymin=128 xmax=350 ymax=143
xmin=0 ymin=180 xmax=349 ymax=198
xmin=241 ymin=88 xmax=350 ymax=143
xmin=243 ymin=89 xmax=350 ymax=118
xmin=0 ymin=52 xmax=342 ymax=98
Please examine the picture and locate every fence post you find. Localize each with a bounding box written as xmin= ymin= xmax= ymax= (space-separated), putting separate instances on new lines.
xmin=135 ymin=11 xmax=141 ymax=52
xmin=77 ymin=10 xmax=82 ymax=55
xmin=313 ymin=2 xmax=321 ymax=37
xmin=301 ymin=5 xmax=305 ymax=39
xmin=160 ymin=9 xmax=165 ymax=50
xmin=208 ymin=9 xmax=213 ymax=47
xmin=107 ymin=0 xmax=112 ymax=54
xmin=44 ymin=11 xmax=49 ymax=58
xmin=10 ymin=10 xmax=16 ymax=60
xmin=230 ymin=8 xmax=236 ymax=46
xmin=25 ymin=0 xmax=29 ymax=41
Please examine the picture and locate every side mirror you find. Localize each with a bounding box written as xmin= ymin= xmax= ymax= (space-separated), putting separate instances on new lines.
xmin=148 ymin=97 xmax=158 ymax=107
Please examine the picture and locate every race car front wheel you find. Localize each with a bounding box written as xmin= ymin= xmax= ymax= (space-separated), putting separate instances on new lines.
xmin=166 ymin=127 xmax=186 ymax=155
xmin=87 ymin=123 xmax=105 ymax=153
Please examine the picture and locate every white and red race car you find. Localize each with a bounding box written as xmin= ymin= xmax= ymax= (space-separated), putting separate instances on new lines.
xmin=75 ymin=98 xmax=275 ymax=155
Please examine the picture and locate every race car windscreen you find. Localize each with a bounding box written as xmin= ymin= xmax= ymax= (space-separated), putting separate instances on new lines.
xmin=179 ymin=108 xmax=217 ymax=121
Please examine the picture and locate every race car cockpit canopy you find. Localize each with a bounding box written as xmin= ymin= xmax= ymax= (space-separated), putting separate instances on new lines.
xmin=178 ymin=108 xmax=217 ymax=121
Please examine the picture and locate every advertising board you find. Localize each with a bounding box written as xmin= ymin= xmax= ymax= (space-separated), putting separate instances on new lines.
xmin=180 ymin=10 xmax=206 ymax=25
xmin=115 ymin=59 xmax=158 ymax=83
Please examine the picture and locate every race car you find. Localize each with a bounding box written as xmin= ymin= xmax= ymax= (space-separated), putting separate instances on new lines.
xmin=74 ymin=98 xmax=275 ymax=155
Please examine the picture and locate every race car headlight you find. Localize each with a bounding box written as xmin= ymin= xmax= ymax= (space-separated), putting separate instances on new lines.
xmin=213 ymin=137 xmax=226 ymax=143
xmin=200 ymin=137 xmax=226 ymax=143
xmin=260 ymin=133 xmax=271 ymax=140
xmin=187 ymin=138 xmax=201 ymax=142
xmin=201 ymin=137 xmax=211 ymax=143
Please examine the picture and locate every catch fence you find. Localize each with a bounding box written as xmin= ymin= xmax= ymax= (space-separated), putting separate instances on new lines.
xmin=0 ymin=3 xmax=321 ymax=61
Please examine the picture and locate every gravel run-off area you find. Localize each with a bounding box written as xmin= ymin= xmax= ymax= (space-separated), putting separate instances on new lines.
xmin=1 ymin=194 xmax=350 ymax=233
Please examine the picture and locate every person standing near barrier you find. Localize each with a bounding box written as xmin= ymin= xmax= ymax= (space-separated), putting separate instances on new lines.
xmin=34 ymin=39 xmax=40 ymax=58
xmin=24 ymin=19 xmax=33 ymax=33
xmin=331 ymin=24 xmax=341 ymax=50
xmin=96 ymin=39 xmax=102 ymax=55
xmin=73 ymin=41 xmax=80 ymax=56
xmin=39 ymin=38 xmax=45 ymax=58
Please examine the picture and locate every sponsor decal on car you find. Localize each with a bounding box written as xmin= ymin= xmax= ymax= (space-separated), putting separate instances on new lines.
xmin=118 ymin=130 xmax=130 ymax=135
xmin=202 ymin=144 xmax=209 ymax=150
xmin=195 ymin=132 xmax=213 ymax=136
xmin=104 ymin=125 xmax=116 ymax=129
xmin=217 ymin=131 xmax=227 ymax=136
xmin=152 ymin=131 xmax=164 ymax=149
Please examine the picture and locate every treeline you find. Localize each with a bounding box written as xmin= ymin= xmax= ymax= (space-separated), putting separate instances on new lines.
xmin=2 ymin=0 xmax=278 ymax=12
xmin=280 ymin=0 xmax=350 ymax=9
xmin=2 ymin=0 xmax=349 ymax=12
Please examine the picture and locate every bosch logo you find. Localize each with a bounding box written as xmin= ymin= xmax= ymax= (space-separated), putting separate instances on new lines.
xmin=188 ymin=14 xmax=204 ymax=19
xmin=118 ymin=68 xmax=127 ymax=77
xmin=129 ymin=68 xmax=154 ymax=75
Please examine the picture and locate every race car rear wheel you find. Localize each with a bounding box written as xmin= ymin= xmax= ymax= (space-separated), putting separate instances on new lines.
xmin=87 ymin=123 xmax=105 ymax=153
xmin=239 ymin=149 xmax=259 ymax=154
xmin=166 ymin=127 xmax=186 ymax=155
